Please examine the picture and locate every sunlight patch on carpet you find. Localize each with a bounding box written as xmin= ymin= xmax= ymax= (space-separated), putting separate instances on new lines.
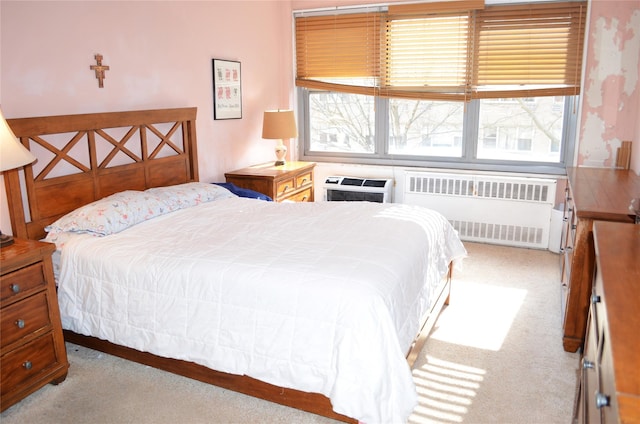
xmin=430 ymin=281 xmax=527 ymax=351
xmin=410 ymin=356 xmax=485 ymax=423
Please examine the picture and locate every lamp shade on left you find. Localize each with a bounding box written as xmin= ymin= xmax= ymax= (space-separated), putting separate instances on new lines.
xmin=0 ymin=108 xmax=36 ymax=172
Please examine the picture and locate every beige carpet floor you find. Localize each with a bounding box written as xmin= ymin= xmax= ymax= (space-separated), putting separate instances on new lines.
xmin=1 ymin=242 xmax=580 ymax=424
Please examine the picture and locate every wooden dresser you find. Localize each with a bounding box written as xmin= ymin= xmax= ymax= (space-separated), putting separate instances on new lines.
xmin=225 ymin=161 xmax=315 ymax=202
xmin=1 ymin=238 xmax=69 ymax=411
xmin=560 ymin=167 xmax=640 ymax=352
xmin=576 ymin=221 xmax=640 ymax=423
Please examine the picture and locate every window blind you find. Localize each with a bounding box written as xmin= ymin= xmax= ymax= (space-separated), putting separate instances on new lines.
xmin=381 ymin=8 xmax=475 ymax=101
xmin=295 ymin=12 xmax=382 ymax=96
xmin=473 ymin=2 xmax=587 ymax=98
xmin=294 ymin=1 xmax=586 ymax=100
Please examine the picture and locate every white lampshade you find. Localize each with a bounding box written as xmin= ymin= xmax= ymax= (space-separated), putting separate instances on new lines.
xmin=0 ymin=108 xmax=36 ymax=172
xmin=262 ymin=110 xmax=297 ymax=166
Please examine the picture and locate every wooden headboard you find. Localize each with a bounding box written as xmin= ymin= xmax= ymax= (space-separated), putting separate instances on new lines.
xmin=4 ymin=108 xmax=199 ymax=241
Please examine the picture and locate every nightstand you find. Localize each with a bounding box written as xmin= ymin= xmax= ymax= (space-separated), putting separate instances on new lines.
xmin=225 ymin=161 xmax=316 ymax=202
xmin=1 ymin=238 xmax=69 ymax=412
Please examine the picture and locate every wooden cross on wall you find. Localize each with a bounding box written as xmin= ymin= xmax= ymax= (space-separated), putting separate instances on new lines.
xmin=90 ymin=54 xmax=109 ymax=88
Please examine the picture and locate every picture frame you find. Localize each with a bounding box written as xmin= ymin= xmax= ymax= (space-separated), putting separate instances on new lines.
xmin=212 ymin=59 xmax=242 ymax=120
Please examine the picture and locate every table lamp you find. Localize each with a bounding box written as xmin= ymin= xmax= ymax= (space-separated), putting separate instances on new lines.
xmin=0 ymin=107 xmax=36 ymax=247
xmin=262 ymin=110 xmax=297 ymax=166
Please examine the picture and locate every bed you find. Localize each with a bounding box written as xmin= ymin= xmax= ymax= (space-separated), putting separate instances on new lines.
xmin=4 ymin=108 xmax=466 ymax=423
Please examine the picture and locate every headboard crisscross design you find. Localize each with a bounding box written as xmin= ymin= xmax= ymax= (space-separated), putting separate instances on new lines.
xmin=4 ymin=108 xmax=199 ymax=240
xmin=32 ymin=132 xmax=91 ymax=180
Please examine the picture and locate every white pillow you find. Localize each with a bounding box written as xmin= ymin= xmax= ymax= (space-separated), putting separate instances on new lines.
xmin=45 ymin=190 xmax=171 ymax=236
xmin=145 ymin=182 xmax=236 ymax=210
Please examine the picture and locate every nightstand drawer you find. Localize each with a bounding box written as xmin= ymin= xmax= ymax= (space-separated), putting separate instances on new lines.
xmin=284 ymin=187 xmax=313 ymax=203
xmin=276 ymin=178 xmax=296 ymax=197
xmin=296 ymin=171 xmax=313 ymax=188
xmin=1 ymin=263 xmax=48 ymax=306
xmin=1 ymin=292 xmax=51 ymax=349
xmin=0 ymin=332 xmax=59 ymax=398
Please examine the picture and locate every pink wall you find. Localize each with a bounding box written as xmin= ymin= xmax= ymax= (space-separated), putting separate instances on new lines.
xmin=0 ymin=0 xmax=294 ymax=234
xmin=578 ymin=0 xmax=640 ymax=173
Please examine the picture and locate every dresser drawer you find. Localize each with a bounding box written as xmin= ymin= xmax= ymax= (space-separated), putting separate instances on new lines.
xmin=1 ymin=262 xmax=48 ymax=306
xmin=599 ymin=332 xmax=619 ymax=423
xmin=0 ymin=332 xmax=59 ymax=398
xmin=579 ymin=309 xmax=600 ymax=424
xmin=591 ymin=275 xmax=605 ymax=347
xmin=1 ymin=292 xmax=51 ymax=349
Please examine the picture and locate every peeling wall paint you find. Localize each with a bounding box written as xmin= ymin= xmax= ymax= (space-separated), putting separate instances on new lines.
xmin=578 ymin=1 xmax=640 ymax=172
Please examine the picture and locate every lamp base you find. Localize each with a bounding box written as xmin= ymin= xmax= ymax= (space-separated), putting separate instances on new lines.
xmin=274 ymin=140 xmax=287 ymax=166
xmin=0 ymin=231 xmax=15 ymax=248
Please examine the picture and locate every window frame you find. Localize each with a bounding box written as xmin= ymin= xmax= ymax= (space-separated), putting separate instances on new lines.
xmin=297 ymin=88 xmax=578 ymax=175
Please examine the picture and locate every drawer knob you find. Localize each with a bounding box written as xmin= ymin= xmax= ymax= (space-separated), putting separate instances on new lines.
xmin=23 ymin=361 xmax=32 ymax=370
xmin=571 ymin=224 xmax=577 ymax=230
xmin=595 ymin=392 xmax=610 ymax=409
xmin=15 ymin=319 xmax=26 ymax=329
xmin=582 ymin=358 xmax=595 ymax=369
xmin=10 ymin=284 xmax=20 ymax=293
xmin=591 ymin=294 xmax=601 ymax=304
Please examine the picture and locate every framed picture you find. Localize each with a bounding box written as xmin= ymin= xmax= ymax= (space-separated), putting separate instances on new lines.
xmin=212 ymin=59 xmax=242 ymax=120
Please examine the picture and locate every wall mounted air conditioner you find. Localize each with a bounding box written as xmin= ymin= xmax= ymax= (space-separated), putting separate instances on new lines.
xmin=323 ymin=176 xmax=393 ymax=203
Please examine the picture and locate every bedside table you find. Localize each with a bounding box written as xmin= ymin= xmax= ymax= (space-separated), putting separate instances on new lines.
xmin=1 ymin=238 xmax=69 ymax=412
xmin=225 ymin=161 xmax=316 ymax=202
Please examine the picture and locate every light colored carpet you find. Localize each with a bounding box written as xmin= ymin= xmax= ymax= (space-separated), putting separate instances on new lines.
xmin=0 ymin=242 xmax=579 ymax=423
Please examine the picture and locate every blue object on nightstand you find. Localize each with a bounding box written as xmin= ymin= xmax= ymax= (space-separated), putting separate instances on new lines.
xmin=213 ymin=182 xmax=272 ymax=201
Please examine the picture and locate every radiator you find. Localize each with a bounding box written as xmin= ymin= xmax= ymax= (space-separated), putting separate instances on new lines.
xmin=323 ymin=176 xmax=393 ymax=203
xmin=404 ymin=171 xmax=556 ymax=249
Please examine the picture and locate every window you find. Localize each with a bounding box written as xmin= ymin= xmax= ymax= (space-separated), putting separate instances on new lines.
xmin=295 ymin=1 xmax=586 ymax=173
xmin=388 ymin=99 xmax=463 ymax=157
xmin=477 ymin=97 xmax=563 ymax=162
xmin=309 ymin=92 xmax=375 ymax=154
xmin=304 ymin=93 xmax=576 ymax=168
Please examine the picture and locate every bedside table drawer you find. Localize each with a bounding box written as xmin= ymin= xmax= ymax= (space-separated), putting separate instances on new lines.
xmin=1 ymin=292 xmax=51 ymax=349
xmin=296 ymin=171 xmax=313 ymax=188
xmin=276 ymin=178 xmax=296 ymax=197
xmin=283 ymin=187 xmax=313 ymax=203
xmin=1 ymin=263 xmax=48 ymax=305
xmin=1 ymin=332 xmax=59 ymax=398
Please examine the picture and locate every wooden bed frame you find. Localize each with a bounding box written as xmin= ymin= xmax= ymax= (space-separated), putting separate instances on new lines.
xmin=4 ymin=107 xmax=451 ymax=423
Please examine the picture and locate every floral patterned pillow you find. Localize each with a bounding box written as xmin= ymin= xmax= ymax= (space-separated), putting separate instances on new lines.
xmin=45 ymin=190 xmax=171 ymax=236
xmin=145 ymin=182 xmax=236 ymax=210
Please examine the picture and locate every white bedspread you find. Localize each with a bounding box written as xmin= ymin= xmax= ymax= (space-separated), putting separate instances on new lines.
xmin=55 ymin=197 xmax=466 ymax=423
